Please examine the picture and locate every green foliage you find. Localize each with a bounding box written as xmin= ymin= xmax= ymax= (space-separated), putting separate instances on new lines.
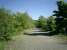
xmin=36 ymin=16 xmax=56 ymax=32
xmin=53 ymin=0 xmax=67 ymax=34
xmin=0 ymin=8 xmax=14 ymax=40
xmin=15 ymin=12 xmax=34 ymax=29
xmin=46 ymin=16 xmax=56 ymax=31
xmin=0 ymin=8 xmax=34 ymax=41
xmin=37 ymin=16 xmax=47 ymax=29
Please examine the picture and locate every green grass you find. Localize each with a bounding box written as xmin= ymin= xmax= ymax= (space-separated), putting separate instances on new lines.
xmin=58 ymin=35 xmax=67 ymax=40
xmin=53 ymin=34 xmax=67 ymax=41
xmin=0 ymin=41 xmax=8 ymax=50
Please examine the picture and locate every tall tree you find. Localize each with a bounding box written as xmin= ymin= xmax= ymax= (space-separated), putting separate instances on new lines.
xmin=53 ymin=0 xmax=67 ymax=34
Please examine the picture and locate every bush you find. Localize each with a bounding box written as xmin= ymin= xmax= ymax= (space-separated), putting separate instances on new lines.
xmin=0 ymin=8 xmax=34 ymax=41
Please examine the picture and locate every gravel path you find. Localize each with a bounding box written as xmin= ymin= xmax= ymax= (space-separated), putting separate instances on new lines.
xmin=5 ymin=35 xmax=67 ymax=50
xmin=5 ymin=28 xmax=67 ymax=50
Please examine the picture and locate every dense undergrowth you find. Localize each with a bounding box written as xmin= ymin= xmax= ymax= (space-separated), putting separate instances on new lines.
xmin=0 ymin=8 xmax=34 ymax=41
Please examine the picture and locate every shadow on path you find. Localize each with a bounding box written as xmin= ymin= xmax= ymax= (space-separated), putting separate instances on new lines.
xmin=24 ymin=32 xmax=54 ymax=36
xmin=24 ymin=28 xmax=55 ymax=36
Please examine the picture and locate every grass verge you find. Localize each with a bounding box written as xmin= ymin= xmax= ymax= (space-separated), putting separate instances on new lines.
xmin=0 ymin=41 xmax=8 ymax=50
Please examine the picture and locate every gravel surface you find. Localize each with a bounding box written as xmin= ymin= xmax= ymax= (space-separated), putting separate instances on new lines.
xmin=5 ymin=28 xmax=67 ymax=50
xmin=5 ymin=35 xmax=67 ymax=50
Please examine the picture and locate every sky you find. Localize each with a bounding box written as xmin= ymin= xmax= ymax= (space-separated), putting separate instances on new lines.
xmin=0 ymin=0 xmax=67 ymax=20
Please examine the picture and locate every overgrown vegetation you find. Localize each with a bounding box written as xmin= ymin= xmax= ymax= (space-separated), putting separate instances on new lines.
xmin=35 ymin=0 xmax=67 ymax=36
xmin=0 ymin=0 xmax=67 ymax=49
xmin=0 ymin=8 xmax=34 ymax=41
xmin=35 ymin=16 xmax=56 ymax=32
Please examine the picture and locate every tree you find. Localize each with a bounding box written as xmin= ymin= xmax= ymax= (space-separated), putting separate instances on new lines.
xmin=46 ymin=16 xmax=56 ymax=31
xmin=15 ymin=12 xmax=34 ymax=29
xmin=0 ymin=8 xmax=15 ymax=40
xmin=37 ymin=16 xmax=47 ymax=31
xmin=53 ymin=0 xmax=67 ymax=34
xmin=0 ymin=8 xmax=34 ymax=40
